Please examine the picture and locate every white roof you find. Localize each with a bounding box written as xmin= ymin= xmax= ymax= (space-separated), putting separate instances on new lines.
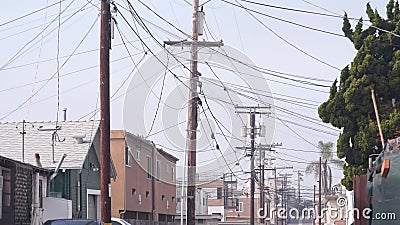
xmin=0 ymin=120 xmax=99 ymax=169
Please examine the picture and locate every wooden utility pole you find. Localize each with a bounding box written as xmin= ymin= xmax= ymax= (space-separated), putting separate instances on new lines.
xmin=100 ymin=0 xmax=111 ymax=223
xmin=318 ymin=157 xmax=322 ymax=225
xmin=164 ymin=2 xmax=222 ymax=225
xmin=186 ymin=1 xmax=200 ymax=224
xmin=259 ymin=146 xmax=265 ymax=224
xmin=256 ymin=144 xmax=281 ymax=224
xmin=235 ymin=106 xmax=270 ymax=225
xmin=250 ymin=111 xmax=256 ymax=225
xmin=297 ymin=170 xmax=303 ymax=205
xmin=274 ymin=169 xmax=278 ymax=225
xmin=313 ymin=185 xmax=316 ymax=225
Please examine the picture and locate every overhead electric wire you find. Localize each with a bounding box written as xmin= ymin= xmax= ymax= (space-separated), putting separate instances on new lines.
xmin=276 ymin=146 xmax=338 ymax=154
xmin=202 ymin=81 xmax=339 ymax=133
xmin=198 ymin=74 xmax=322 ymax=105
xmin=0 ymin=0 xmax=78 ymax=71
xmin=122 ymin=0 xmax=335 ymax=86
xmin=0 ymin=13 xmax=100 ymax=121
xmin=0 ymin=0 xmax=66 ymax=27
xmin=205 ymin=61 xmax=245 ymax=125
xmin=0 ymin=53 xmax=143 ymax=94
xmin=227 ymin=0 xmax=341 ymax=71
xmin=222 ymin=0 xmax=346 ymax=37
xmin=114 ymin=3 xmax=190 ymax=90
xmin=201 ymin=92 xmax=247 ymax=175
xmin=134 ymin=0 xmax=190 ymax=38
xmin=27 ymin=0 xmax=51 ymax=120
xmin=202 ymin=62 xmax=329 ymax=93
xmin=1 ymin=39 xmax=145 ymax=72
xmin=0 ymin=4 xmax=97 ymax=44
xmin=114 ymin=12 xmax=188 ymax=112
xmin=236 ymin=0 xmax=355 ymax=20
xmin=146 ymin=53 xmax=169 ymax=137
xmin=207 ymin=49 xmax=333 ymax=83
xmin=300 ymin=0 xmax=400 ymax=38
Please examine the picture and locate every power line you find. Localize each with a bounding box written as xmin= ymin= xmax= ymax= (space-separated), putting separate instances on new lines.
xmin=0 ymin=0 xmax=78 ymax=71
xmin=0 ymin=53 xmax=143 ymax=94
xmin=0 ymin=13 xmax=100 ymax=121
xmin=0 ymin=0 xmax=66 ymax=27
xmin=222 ymin=0 xmax=346 ymax=37
xmin=229 ymin=0 xmax=341 ymax=71
xmin=300 ymin=0 xmax=400 ymax=38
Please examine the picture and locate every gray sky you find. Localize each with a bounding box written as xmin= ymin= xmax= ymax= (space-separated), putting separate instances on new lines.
xmin=0 ymin=0 xmax=388 ymax=194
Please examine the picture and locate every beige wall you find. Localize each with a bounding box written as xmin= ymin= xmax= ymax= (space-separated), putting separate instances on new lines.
xmin=110 ymin=130 xmax=126 ymax=218
xmin=110 ymin=131 xmax=178 ymax=220
xmin=225 ymin=197 xmax=261 ymax=222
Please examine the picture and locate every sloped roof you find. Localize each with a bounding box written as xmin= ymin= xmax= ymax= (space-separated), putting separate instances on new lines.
xmin=0 ymin=120 xmax=99 ymax=169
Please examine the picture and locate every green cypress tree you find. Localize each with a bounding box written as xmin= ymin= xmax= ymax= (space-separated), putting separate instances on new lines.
xmin=319 ymin=0 xmax=400 ymax=190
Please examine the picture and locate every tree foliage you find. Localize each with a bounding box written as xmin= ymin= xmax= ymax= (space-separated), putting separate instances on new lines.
xmin=319 ymin=0 xmax=400 ymax=190
xmin=305 ymin=141 xmax=344 ymax=195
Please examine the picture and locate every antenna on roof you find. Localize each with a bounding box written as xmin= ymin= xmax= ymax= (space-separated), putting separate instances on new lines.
xmin=16 ymin=120 xmax=34 ymax=163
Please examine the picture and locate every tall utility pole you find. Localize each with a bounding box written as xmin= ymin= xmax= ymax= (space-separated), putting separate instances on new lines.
xmin=296 ymin=170 xmax=303 ymax=206
xmin=164 ymin=3 xmax=222 ymax=225
xmin=318 ymin=157 xmax=322 ymax=225
xmin=100 ymin=0 xmax=111 ymax=223
xmin=256 ymin=144 xmax=281 ymax=224
xmin=236 ymin=106 xmax=270 ymax=225
xmin=264 ymin=166 xmax=291 ymax=225
xmin=279 ymin=173 xmax=292 ymax=225
xmin=249 ymin=111 xmax=256 ymax=225
xmin=313 ymin=185 xmax=316 ymax=225
xmin=186 ymin=2 xmax=200 ymax=225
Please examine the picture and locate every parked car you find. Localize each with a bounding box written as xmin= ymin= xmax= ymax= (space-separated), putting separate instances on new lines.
xmin=111 ymin=217 xmax=130 ymax=225
xmin=43 ymin=219 xmax=103 ymax=225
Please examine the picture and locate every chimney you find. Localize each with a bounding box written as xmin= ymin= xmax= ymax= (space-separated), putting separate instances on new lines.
xmin=35 ymin=153 xmax=43 ymax=168
xmin=63 ymin=108 xmax=67 ymax=121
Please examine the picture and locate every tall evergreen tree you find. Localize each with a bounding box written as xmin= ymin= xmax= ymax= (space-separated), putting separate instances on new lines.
xmin=319 ymin=0 xmax=400 ymax=190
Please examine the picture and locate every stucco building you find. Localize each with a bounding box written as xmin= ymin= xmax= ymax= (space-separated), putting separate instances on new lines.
xmin=110 ymin=131 xmax=178 ymax=222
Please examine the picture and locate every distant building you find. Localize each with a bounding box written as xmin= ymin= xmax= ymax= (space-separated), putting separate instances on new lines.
xmin=110 ymin=131 xmax=178 ymax=222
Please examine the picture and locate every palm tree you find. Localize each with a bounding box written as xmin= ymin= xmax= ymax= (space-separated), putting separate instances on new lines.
xmin=305 ymin=141 xmax=344 ymax=195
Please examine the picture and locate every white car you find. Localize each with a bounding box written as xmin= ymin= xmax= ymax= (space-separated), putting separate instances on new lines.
xmin=111 ymin=218 xmax=131 ymax=225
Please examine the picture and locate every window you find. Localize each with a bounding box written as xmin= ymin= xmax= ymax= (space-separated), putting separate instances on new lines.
xmin=136 ymin=150 xmax=140 ymax=161
xmin=237 ymin=202 xmax=244 ymax=212
xmin=157 ymin=161 xmax=161 ymax=181
xmin=171 ymin=167 xmax=175 ymax=181
xmin=162 ymin=195 xmax=165 ymax=201
xmin=147 ymin=156 xmax=152 ymax=179
xmin=125 ymin=145 xmax=131 ymax=166
xmin=166 ymin=164 xmax=169 ymax=173
xmin=2 ymin=168 xmax=11 ymax=207
xmin=132 ymin=188 xmax=136 ymax=195
xmin=146 ymin=191 xmax=150 ymax=198
xmin=217 ymin=187 xmax=222 ymax=199
xmin=39 ymin=180 xmax=43 ymax=208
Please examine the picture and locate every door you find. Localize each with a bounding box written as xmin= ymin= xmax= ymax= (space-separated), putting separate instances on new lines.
xmin=87 ymin=194 xmax=100 ymax=220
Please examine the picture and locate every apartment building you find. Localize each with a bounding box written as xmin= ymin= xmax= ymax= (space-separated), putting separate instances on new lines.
xmin=110 ymin=131 xmax=178 ymax=222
